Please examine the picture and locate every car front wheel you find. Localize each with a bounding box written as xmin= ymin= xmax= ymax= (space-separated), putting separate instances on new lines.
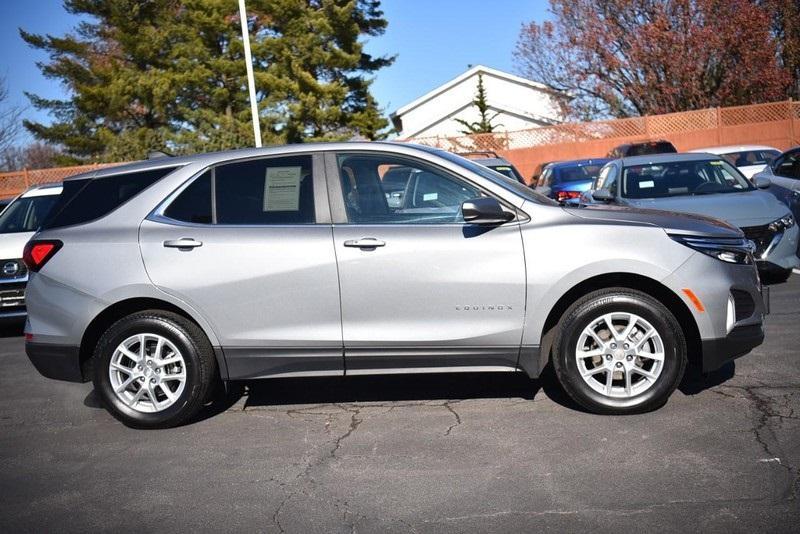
xmin=552 ymin=288 xmax=687 ymax=414
xmin=92 ymin=310 xmax=217 ymax=428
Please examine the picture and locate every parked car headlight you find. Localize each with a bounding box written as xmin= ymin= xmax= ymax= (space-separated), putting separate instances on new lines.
xmin=669 ymin=235 xmax=754 ymax=265
xmin=768 ymin=214 xmax=795 ymax=232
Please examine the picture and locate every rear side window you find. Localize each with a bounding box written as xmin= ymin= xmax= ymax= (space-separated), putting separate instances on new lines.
xmin=42 ymin=167 xmax=177 ymax=230
xmin=163 ymin=155 xmax=315 ymax=225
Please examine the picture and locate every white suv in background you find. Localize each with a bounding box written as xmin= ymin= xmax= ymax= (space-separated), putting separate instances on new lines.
xmin=0 ymin=183 xmax=62 ymax=320
xmin=689 ymin=145 xmax=781 ymax=178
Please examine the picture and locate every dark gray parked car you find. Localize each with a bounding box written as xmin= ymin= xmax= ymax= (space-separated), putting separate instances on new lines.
xmin=23 ymin=143 xmax=767 ymax=427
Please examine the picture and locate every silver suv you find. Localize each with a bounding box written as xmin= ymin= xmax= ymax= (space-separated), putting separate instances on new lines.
xmin=23 ymin=143 xmax=767 ymax=428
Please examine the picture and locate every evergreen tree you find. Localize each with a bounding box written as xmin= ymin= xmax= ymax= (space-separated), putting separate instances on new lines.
xmin=21 ymin=0 xmax=394 ymax=162
xmin=454 ymin=73 xmax=502 ymax=135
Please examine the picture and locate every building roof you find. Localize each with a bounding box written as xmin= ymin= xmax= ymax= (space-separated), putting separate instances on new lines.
xmin=389 ymin=65 xmax=561 ymax=134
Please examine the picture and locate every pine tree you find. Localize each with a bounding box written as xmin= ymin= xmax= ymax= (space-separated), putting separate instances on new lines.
xmin=454 ymin=73 xmax=502 ymax=135
xmin=21 ymin=0 xmax=394 ymax=162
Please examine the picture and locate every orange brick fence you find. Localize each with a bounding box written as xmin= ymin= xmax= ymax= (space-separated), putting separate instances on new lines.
xmin=0 ymin=163 xmax=123 ymax=198
xmin=409 ymin=99 xmax=800 ymax=182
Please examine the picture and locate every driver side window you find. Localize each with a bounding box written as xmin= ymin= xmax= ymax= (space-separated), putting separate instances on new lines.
xmin=337 ymin=154 xmax=481 ymax=224
xmin=775 ymin=152 xmax=800 ymax=180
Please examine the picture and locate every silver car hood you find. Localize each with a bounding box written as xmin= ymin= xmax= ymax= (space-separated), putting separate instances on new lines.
xmin=625 ymin=190 xmax=786 ymax=228
xmin=564 ymin=204 xmax=743 ymax=238
xmin=0 ymin=231 xmax=34 ymax=260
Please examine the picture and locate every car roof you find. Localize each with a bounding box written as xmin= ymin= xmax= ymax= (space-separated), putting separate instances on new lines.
xmin=687 ymin=145 xmax=780 ymax=154
xmin=473 ymin=157 xmax=512 ymax=166
xmin=550 ymin=158 xmax=611 ymax=168
xmin=618 ymin=152 xmax=722 ymax=166
xmin=62 ymin=142 xmax=443 ymax=182
xmin=20 ymin=182 xmax=63 ymax=197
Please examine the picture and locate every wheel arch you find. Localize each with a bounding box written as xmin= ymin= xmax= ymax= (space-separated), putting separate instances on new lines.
xmin=78 ymin=297 xmax=227 ymax=380
xmin=537 ymin=272 xmax=701 ymax=373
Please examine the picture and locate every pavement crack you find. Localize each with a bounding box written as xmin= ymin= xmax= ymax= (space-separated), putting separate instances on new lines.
xmin=739 ymin=385 xmax=799 ymax=501
xmin=330 ymin=404 xmax=363 ymax=459
xmin=443 ymin=400 xmax=462 ymax=436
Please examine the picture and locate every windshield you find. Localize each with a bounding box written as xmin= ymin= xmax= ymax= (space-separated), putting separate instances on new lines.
xmin=487 ymin=165 xmax=524 ymax=183
xmin=0 ymin=194 xmax=60 ymax=233
xmin=435 ymin=150 xmax=556 ymax=205
xmin=720 ymin=150 xmax=781 ymax=167
xmin=555 ymin=164 xmax=604 ymax=183
xmin=622 ymin=159 xmax=754 ymax=199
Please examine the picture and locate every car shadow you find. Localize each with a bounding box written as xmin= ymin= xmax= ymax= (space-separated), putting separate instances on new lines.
xmin=678 ymin=361 xmax=735 ymax=395
xmin=190 ymin=365 xmax=590 ymax=423
xmin=0 ymin=320 xmax=25 ymax=338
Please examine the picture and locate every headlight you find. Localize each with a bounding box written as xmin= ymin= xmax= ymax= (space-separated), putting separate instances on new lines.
xmin=768 ymin=214 xmax=794 ymax=232
xmin=669 ymin=234 xmax=754 ymax=264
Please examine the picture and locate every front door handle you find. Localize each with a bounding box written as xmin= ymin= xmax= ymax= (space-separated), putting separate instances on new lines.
xmin=344 ymin=237 xmax=386 ymax=249
xmin=163 ymin=238 xmax=203 ymax=249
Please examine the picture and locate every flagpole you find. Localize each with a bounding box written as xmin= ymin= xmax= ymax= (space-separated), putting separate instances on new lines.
xmin=238 ymin=0 xmax=262 ymax=147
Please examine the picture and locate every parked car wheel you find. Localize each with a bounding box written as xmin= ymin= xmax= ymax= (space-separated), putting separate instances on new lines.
xmin=552 ymin=288 xmax=687 ymax=414
xmin=92 ymin=310 xmax=217 ymax=429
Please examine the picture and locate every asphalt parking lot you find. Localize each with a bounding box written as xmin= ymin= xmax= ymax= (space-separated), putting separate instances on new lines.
xmin=0 ymin=279 xmax=798 ymax=533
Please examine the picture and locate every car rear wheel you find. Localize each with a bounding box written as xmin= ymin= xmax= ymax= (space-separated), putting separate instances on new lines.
xmin=92 ymin=310 xmax=217 ymax=428
xmin=552 ymin=288 xmax=687 ymax=414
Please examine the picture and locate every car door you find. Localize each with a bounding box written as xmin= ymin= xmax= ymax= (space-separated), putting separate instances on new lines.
xmin=139 ymin=153 xmax=344 ymax=379
xmin=768 ymin=150 xmax=800 ymax=220
xmin=326 ymin=151 xmax=526 ymax=374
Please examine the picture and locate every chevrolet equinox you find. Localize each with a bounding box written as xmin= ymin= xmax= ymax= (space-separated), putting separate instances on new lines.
xmin=23 ymin=143 xmax=767 ymax=428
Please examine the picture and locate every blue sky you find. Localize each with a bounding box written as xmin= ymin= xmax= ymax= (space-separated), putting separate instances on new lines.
xmin=0 ymin=0 xmax=549 ymax=140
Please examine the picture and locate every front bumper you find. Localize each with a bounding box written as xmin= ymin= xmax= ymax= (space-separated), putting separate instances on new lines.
xmin=26 ymin=342 xmax=86 ymax=383
xmin=751 ymin=224 xmax=799 ymax=271
xmin=701 ymin=324 xmax=765 ymax=373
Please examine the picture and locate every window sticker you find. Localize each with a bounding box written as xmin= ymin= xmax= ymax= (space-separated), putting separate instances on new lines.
xmin=423 ymin=192 xmax=438 ymax=201
xmin=263 ymin=166 xmax=302 ymax=211
xmin=639 ymin=180 xmax=654 ymax=188
xmin=709 ymin=160 xmax=723 ymax=165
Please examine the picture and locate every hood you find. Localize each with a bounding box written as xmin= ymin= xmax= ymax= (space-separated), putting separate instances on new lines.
xmin=566 ymin=204 xmax=743 ymax=238
xmin=0 ymin=231 xmax=34 ymax=260
xmin=625 ymin=190 xmax=787 ymax=228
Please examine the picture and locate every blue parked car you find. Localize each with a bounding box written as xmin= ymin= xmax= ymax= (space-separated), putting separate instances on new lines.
xmin=534 ymin=159 xmax=610 ymax=203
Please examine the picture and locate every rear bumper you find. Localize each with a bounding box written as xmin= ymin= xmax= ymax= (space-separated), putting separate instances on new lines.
xmin=701 ymin=324 xmax=764 ymax=373
xmin=25 ymin=342 xmax=86 ymax=383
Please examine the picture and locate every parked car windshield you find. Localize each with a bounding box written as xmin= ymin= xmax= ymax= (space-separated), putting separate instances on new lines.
xmin=0 ymin=194 xmax=59 ymax=233
xmin=720 ymin=149 xmax=780 ymax=167
xmin=555 ymin=164 xmax=604 ymax=183
xmin=435 ymin=150 xmax=556 ymax=205
xmin=621 ymin=159 xmax=754 ymax=199
xmin=486 ymin=164 xmax=525 ymax=183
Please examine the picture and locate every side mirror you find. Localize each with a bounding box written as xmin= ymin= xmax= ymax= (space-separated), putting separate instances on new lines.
xmin=754 ymin=176 xmax=771 ymax=189
xmin=462 ymin=197 xmax=514 ymax=225
xmin=592 ymin=188 xmax=614 ymax=202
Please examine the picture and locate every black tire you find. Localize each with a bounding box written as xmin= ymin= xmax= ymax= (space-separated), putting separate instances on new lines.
xmin=552 ymin=288 xmax=687 ymax=415
xmin=92 ymin=310 xmax=217 ymax=429
xmin=760 ymin=267 xmax=792 ymax=285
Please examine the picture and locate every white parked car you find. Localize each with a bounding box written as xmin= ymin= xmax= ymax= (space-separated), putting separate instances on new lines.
xmin=0 ymin=183 xmax=62 ymax=320
xmin=688 ymin=145 xmax=781 ymax=179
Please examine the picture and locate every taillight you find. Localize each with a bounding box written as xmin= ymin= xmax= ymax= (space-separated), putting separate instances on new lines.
xmin=23 ymin=240 xmax=62 ymax=272
xmin=556 ymin=190 xmax=582 ymax=202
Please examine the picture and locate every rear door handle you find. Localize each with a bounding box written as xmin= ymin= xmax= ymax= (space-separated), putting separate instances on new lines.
xmin=343 ymin=237 xmax=386 ymax=248
xmin=163 ymin=238 xmax=203 ymax=249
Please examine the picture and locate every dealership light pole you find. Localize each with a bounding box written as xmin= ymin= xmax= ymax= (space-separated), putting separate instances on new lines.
xmin=238 ymin=0 xmax=262 ymax=147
